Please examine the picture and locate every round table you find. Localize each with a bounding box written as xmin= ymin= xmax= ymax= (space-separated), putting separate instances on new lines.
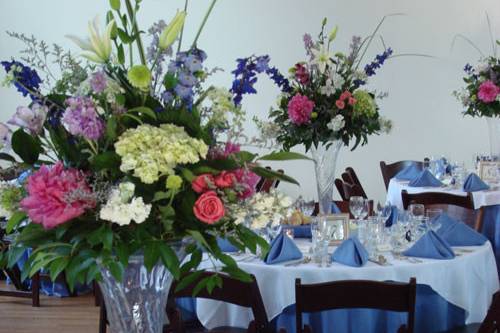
xmin=189 ymin=239 xmax=499 ymax=333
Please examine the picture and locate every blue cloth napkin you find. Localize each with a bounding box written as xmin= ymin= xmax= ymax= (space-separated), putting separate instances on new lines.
xmin=436 ymin=216 xmax=487 ymax=246
xmin=385 ymin=206 xmax=399 ymax=227
xmin=430 ymin=213 xmax=457 ymax=231
xmin=463 ymin=173 xmax=489 ymax=192
xmin=216 ymin=237 xmax=239 ymax=253
xmin=331 ymin=237 xmax=369 ymax=267
xmin=408 ymin=169 xmax=443 ymax=187
xmin=264 ymin=233 xmax=303 ymax=264
xmin=331 ymin=202 xmax=341 ymax=214
xmin=395 ymin=164 xmax=422 ymax=181
xmin=282 ymin=225 xmax=312 ymax=238
xmin=403 ymin=231 xmax=455 ymax=259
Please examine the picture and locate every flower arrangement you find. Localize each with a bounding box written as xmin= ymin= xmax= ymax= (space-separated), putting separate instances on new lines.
xmin=454 ymin=57 xmax=500 ymax=117
xmin=231 ymin=19 xmax=393 ymax=151
xmin=0 ymin=0 xmax=302 ymax=288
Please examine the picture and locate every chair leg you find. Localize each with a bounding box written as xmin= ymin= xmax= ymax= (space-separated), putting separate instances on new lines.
xmin=93 ymin=280 xmax=101 ymax=307
xmin=475 ymin=207 xmax=485 ymax=232
xmin=99 ymin=300 xmax=107 ymax=333
xmin=31 ymin=271 xmax=40 ymax=307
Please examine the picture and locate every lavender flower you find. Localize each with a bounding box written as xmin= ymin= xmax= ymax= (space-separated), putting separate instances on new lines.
xmin=62 ymin=97 xmax=105 ymax=140
xmin=303 ymin=33 xmax=314 ymax=57
xmin=0 ymin=123 xmax=12 ymax=150
xmin=8 ymin=104 xmax=48 ymax=134
xmin=348 ymin=36 xmax=362 ymax=62
xmin=89 ymin=71 xmax=107 ymax=93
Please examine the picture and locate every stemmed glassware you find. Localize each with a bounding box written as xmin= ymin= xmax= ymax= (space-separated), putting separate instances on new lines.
xmin=425 ymin=208 xmax=443 ymax=231
xmin=349 ymin=196 xmax=369 ymax=223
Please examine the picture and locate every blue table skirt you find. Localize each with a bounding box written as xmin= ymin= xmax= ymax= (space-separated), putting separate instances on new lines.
xmin=481 ymin=205 xmax=500 ymax=275
xmin=176 ymin=284 xmax=465 ymax=333
xmin=9 ymin=249 xmax=91 ymax=297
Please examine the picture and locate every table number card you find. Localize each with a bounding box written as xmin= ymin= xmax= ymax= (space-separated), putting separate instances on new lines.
xmin=478 ymin=161 xmax=500 ymax=183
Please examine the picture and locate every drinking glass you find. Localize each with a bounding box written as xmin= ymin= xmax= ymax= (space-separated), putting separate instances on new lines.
xmin=408 ymin=204 xmax=425 ymax=220
xmin=350 ymin=196 xmax=368 ymax=223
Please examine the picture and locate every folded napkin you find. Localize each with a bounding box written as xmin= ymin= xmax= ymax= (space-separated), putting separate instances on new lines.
xmin=216 ymin=237 xmax=239 ymax=253
xmin=331 ymin=237 xmax=369 ymax=267
xmin=403 ymin=230 xmax=455 ymax=259
xmin=385 ymin=206 xmax=399 ymax=227
xmin=463 ymin=173 xmax=490 ymax=192
xmin=430 ymin=213 xmax=457 ymax=231
xmin=395 ymin=164 xmax=422 ymax=181
xmin=408 ymin=169 xmax=443 ymax=187
xmin=282 ymin=225 xmax=311 ymax=238
xmin=264 ymin=232 xmax=303 ymax=264
xmin=436 ymin=215 xmax=487 ymax=246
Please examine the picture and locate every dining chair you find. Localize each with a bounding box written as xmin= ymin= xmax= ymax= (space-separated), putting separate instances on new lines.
xmin=380 ymin=161 xmax=424 ymax=190
xmin=166 ymin=272 xmax=271 ymax=333
xmin=344 ymin=167 xmax=368 ymax=198
xmin=312 ymin=200 xmax=374 ymax=218
xmin=401 ymin=190 xmax=484 ymax=232
xmin=256 ymin=167 xmax=284 ymax=193
xmin=438 ymin=291 xmax=500 ymax=333
xmin=335 ymin=178 xmax=348 ymax=201
xmin=295 ymin=278 xmax=417 ymax=333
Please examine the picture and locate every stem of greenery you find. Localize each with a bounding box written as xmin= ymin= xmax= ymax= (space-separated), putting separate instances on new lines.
xmin=192 ymin=0 xmax=217 ymax=48
xmin=125 ymin=0 xmax=146 ymax=65
xmin=177 ymin=0 xmax=189 ymax=54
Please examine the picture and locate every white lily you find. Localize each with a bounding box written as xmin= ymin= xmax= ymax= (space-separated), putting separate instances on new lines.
xmin=66 ymin=16 xmax=115 ymax=63
xmin=311 ymin=45 xmax=333 ymax=74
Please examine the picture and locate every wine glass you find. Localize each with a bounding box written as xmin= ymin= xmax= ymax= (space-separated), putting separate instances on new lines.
xmin=426 ymin=208 xmax=443 ymax=231
xmin=408 ymin=204 xmax=425 ymax=220
xmin=349 ymin=196 xmax=366 ymax=223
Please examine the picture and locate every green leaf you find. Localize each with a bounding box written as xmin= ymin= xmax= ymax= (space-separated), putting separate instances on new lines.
xmin=163 ymin=73 xmax=178 ymax=90
xmin=49 ymin=257 xmax=70 ymax=281
xmin=251 ymin=166 xmax=300 ymax=186
xmin=106 ymin=116 xmax=118 ymax=141
xmin=187 ymin=230 xmax=210 ymax=250
xmin=117 ymin=28 xmax=134 ymax=44
xmin=6 ymin=211 xmax=26 ymax=234
xmin=102 ymin=226 xmax=113 ymax=251
xmin=116 ymin=242 xmax=130 ymax=267
xmin=234 ymin=151 xmax=257 ymax=163
xmin=152 ymin=191 xmax=170 ymax=203
xmin=158 ymin=243 xmax=180 ymax=279
xmin=221 ymin=266 xmax=252 ymax=283
xmin=7 ymin=246 xmax=26 ymax=269
xmin=86 ymin=264 xmax=100 ymax=284
xmin=91 ymin=151 xmax=121 ymax=172
xmin=11 ymin=129 xmax=42 ymax=164
xmin=107 ymin=261 xmax=124 ymax=281
xmin=109 ymin=0 xmax=120 ymax=10
xmin=144 ymin=241 xmax=160 ymax=271
xmin=0 ymin=152 xmax=17 ymax=163
xmin=181 ymin=168 xmax=195 ymax=182
xmin=121 ymin=113 xmax=143 ymax=124
xmin=175 ymin=270 xmax=203 ymax=293
xmin=180 ymin=248 xmax=202 ymax=275
xmin=128 ymin=106 xmax=157 ymax=121
xmin=192 ymin=276 xmax=210 ymax=296
xmin=258 ymin=151 xmax=312 ymax=161
xmin=117 ymin=44 xmax=125 ymax=64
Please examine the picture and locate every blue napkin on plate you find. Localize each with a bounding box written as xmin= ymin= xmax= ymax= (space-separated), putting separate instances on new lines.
xmin=264 ymin=232 xmax=303 ymax=264
xmin=332 ymin=237 xmax=369 ymax=267
xmin=395 ymin=164 xmax=422 ymax=181
xmin=430 ymin=213 xmax=457 ymax=231
xmin=437 ymin=216 xmax=487 ymax=246
xmin=216 ymin=237 xmax=239 ymax=253
xmin=463 ymin=173 xmax=489 ymax=192
xmin=408 ymin=169 xmax=443 ymax=187
xmin=385 ymin=206 xmax=399 ymax=227
xmin=403 ymin=230 xmax=455 ymax=259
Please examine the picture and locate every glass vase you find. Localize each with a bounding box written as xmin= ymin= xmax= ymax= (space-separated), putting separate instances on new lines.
xmin=97 ymin=243 xmax=186 ymax=333
xmin=310 ymin=141 xmax=343 ymax=215
xmin=487 ymin=117 xmax=500 ymax=159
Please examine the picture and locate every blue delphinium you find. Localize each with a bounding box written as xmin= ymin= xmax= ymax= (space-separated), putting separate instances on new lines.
xmin=231 ymin=55 xmax=291 ymax=106
xmin=364 ymin=48 xmax=393 ymax=77
xmin=463 ymin=63 xmax=474 ymax=74
xmin=1 ymin=60 xmax=42 ymax=100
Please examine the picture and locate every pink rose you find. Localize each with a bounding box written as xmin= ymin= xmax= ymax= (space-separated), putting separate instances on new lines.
xmin=340 ymin=91 xmax=352 ymax=100
xmin=287 ymin=94 xmax=314 ymax=125
xmin=348 ymin=97 xmax=357 ymax=106
xmin=215 ymin=171 xmax=235 ymax=188
xmin=20 ymin=162 xmax=95 ymax=229
xmin=193 ymin=191 xmax=225 ymax=224
xmin=335 ymin=100 xmax=345 ymax=110
xmin=478 ymin=80 xmax=500 ymax=103
xmin=191 ymin=174 xmax=214 ymax=193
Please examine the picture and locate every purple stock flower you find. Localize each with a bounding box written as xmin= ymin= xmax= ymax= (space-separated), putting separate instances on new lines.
xmin=62 ymin=97 xmax=105 ymax=140
xmin=89 ymin=71 xmax=107 ymax=93
xmin=8 ymin=104 xmax=48 ymax=134
xmin=0 ymin=123 xmax=12 ymax=150
xmin=303 ymin=33 xmax=314 ymax=56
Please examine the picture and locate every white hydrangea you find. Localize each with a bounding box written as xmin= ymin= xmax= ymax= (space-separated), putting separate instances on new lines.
xmin=100 ymin=182 xmax=152 ymax=226
xmin=327 ymin=115 xmax=345 ymax=132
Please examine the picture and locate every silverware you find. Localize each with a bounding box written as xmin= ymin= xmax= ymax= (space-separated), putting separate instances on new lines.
xmin=392 ymin=252 xmax=422 ymax=264
xmin=284 ymin=256 xmax=311 ymax=267
xmin=369 ymin=255 xmax=392 ymax=266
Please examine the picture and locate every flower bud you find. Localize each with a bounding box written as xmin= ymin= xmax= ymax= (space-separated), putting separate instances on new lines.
xmin=159 ymin=11 xmax=186 ymax=50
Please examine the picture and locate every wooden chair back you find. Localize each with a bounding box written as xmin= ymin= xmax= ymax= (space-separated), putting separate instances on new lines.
xmin=295 ymin=278 xmax=417 ymax=333
xmin=313 ymin=200 xmax=373 ymax=219
xmin=335 ymin=178 xmax=348 ymax=201
xmin=380 ymin=161 xmax=424 ymax=190
xmin=401 ymin=190 xmax=484 ymax=231
xmin=344 ymin=167 xmax=368 ymax=198
xmin=256 ymin=167 xmax=284 ymax=193
xmin=171 ymin=272 xmax=270 ymax=333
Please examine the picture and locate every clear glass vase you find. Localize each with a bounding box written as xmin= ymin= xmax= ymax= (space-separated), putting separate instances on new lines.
xmin=310 ymin=141 xmax=343 ymax=215
xmin=487 ymin=117 xmax=500 ymax=159
xmin=98 ymin=242 xmax=186 ymax=333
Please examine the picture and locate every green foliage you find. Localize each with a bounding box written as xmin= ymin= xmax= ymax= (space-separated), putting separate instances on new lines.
xmin=11 ymin=129 xmax=42 ymax=165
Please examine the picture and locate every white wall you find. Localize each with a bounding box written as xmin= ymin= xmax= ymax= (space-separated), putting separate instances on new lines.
xmin=1 ymin=0 xmax=499 ymax=203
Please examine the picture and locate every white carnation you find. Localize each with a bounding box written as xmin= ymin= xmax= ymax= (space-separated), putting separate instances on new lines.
xmin=327 ymin=115 xmax=345 ymax=132
xmin=100 ymin=184 xmax=151 ymax=226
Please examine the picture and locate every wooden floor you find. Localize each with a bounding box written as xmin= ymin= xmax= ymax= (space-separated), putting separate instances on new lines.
xmin=0 ymin=282 xmax=99 ymax=333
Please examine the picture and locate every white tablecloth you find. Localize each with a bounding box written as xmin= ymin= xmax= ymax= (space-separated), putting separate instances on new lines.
xmin=195 ymin=240 xmax=499 ymax=329
xmin=387 ymin=178 xmax=500 ymax=210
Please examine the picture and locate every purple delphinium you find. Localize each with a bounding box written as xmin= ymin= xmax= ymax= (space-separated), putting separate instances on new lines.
xmin=463 ymin=63 xmax=474 ymax=74
xmin=1 ymin=60 xmax=42 ymax=100
xmin=364 ymin=47 xmax=393 ymax=77
xmin=62 ymin=97 xmax=105 ymax=140
xmin=8 ymin=104 xmax=48 ymax=135
xmin=89 ymin=71 xmax=107 ymax=93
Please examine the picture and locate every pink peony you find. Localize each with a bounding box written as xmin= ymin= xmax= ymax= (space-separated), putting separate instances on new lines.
xmin=193 ymin=191 xmax=225 ymax=224
xmin=287 ymin=94 xmax=314 ymax=125
xmin=20 ymin=162 xmax=95 ymax=229
xmin=234 ymin=168 xmax=260 ymax=199
xmin=478 ymin=80 xmax=500 ymax=103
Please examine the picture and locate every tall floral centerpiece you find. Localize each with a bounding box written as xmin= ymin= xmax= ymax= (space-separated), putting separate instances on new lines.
xmin=0 ymin=1 xmax=301 ymax=332
xmin=454 ymin=57 xmax=500 ymax=158
xmin=232 ymin=19 xmax=393 ymax=214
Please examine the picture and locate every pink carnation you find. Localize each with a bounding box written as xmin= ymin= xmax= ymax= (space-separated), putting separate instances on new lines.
xmin=478 ymin=80 xmax=500 ymax=103
xmin=287 ymin=94 xmax=314 ymax=125
xmin=20 ymin=162 xmax=95 ymax=229
xmin=234 ymin=168 xmax=260 ymax=199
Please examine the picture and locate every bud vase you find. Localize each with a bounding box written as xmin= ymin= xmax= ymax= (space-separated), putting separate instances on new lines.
xmin=487 ymin=117 xmax=500 ymax=159
xmin=97 ymin=243 xmax=186 ymax=333
xmin=310 ymin=141 xmax=343 ymax=215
